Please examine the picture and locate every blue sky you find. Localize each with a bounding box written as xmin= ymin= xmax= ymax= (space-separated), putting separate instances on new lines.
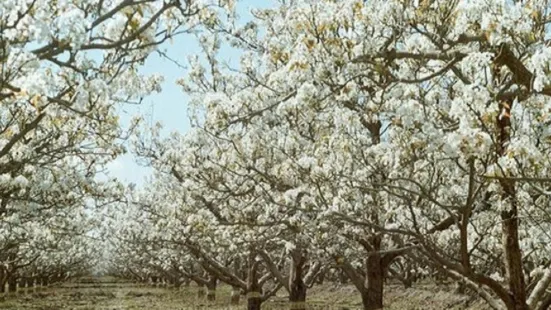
xmin=107 ymin=1 xmax=271 ymax=186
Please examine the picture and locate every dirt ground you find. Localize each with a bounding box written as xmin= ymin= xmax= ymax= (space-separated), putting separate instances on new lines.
xmin=0 ymin=277 xmax=491 ymax=310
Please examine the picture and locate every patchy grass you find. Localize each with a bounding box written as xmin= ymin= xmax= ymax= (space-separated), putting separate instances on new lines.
xmin=0 ymin=278 xmax=491 ymax=309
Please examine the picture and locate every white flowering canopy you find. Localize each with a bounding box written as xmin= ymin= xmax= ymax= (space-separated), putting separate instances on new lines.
xmin=110 ymin=1 xmax=551 ymax=310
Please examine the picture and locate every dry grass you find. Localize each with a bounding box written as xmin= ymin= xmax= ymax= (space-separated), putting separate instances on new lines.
xmin=0 ymin=278 xmax=491 ymax=310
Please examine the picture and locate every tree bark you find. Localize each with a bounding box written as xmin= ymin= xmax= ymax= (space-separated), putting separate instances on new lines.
xmin=7 ymin=276 xmax=16 ymax=293
xmin=501 ymin=197 xmax=528 ymax=310
xmin=289 ymin=250 xmax=307 ymax=310
xmin=315 ymin=269 xmax=325 ymax=285
xmin=230 ymin=286 xmax=241 ymax=305
xmin=0 ymin=268 xmax=5 ymax=293
xmin=172 ymin=278 xmax=181 ymax=289
xmin=18 ymin=278 xmax=26 ymax=294
xmin=340 ymin=235 xmax=401 ymax=310
xmin=231 ymin=256 xmax=241 ymax=305
xmin=26 ymin=277 xmax=33 ymax=288
xmin=361 ymin=252 xmax=384 ymax=310
xmin=495 ymin=94 xmax=528 ymax=310
xmin=247 ymin=252 xmax=262 ymax=310
xmin=338 ymin=269 xmax=348 ymax=284
xmin=206 ymin=276 xmax=217 ymax=301
xmin=197 ymin=283 xmax=206 ymax=299
xmin=247 ymin=290 xmax=262 ymax=310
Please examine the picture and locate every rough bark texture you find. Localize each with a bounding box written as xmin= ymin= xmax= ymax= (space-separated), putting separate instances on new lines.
xmin=500 ymin=195 xmax=528 ymax=310
xmin=362 ymin=241 xmax=384 ymax=310
xmin=494 ymin=91 xmax=528 ymax=310
xmin=289 ymin=251 xmax=307 ymax=310
xmin=247 ymin=252 xmax=262 ymax=310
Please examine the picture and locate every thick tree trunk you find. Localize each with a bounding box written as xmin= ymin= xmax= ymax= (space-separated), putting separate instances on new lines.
xmin=289 ymin=250 xmax=307 ymax=310
xmin=361 ymin=253 xmax=384 ymax=310
xmin=247 ymin=291 xmax=262 ymax=310
xmin=206 ymin=276 xmax=217 ymax=301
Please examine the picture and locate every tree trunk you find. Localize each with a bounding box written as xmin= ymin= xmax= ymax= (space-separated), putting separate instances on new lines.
xmin=501 ymin=200 xmax=528 ymax=310
xmin=247 ymin=291 xmax=262 ymax=310
xmin=230 ymin=286 xmax=241 ymax=305
xmin=7 ymin=276 xmax=16 ymax=293
xmin=289 ymin=250 xmax=307 ymax=310
xmin=338 ymin=270 xmax=348 ymax=284
xmin=361 ymin=253 xmax=384 ymax=310
xmin=197 ymin=283 xmax=206 ymax=299
xmin=495 ymin=96 xmax=528 ymax=310
xmin=26 ymin=277 xmax=33 ymax=288
xmin=172 ymin=278 xmax=181 ymax=289
xmin=315 ymin=269 xmax=325 ymax=285
xmin=206 ymin=276 xmax=217 ymax=301
xmin=247 ymin=251 xmax=262 ymax=310
xmin=18 ymin=278 xmax=26 ymax=294
xmin=230 ymin=256 xmax=241 ymax=305
xmin=0 ymin=269 xmax=5 ymax=293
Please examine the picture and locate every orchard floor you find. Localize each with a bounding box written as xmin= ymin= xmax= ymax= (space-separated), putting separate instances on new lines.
xmin=0 ymin=277 xmax=491 ymax=310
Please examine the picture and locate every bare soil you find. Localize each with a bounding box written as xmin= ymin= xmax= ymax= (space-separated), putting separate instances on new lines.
xmin=0 ymin=278 xmax=491 ymax=309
